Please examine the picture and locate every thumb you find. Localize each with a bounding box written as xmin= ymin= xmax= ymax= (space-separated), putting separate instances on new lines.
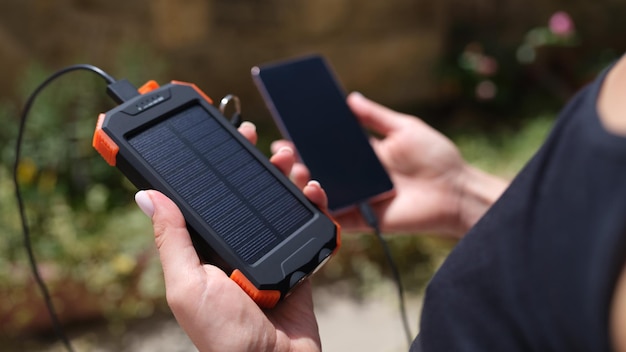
xmin=347 ymin=92 xmax=405 ymax=136
xmin=135 ymin=190 xmax=202 ymax=283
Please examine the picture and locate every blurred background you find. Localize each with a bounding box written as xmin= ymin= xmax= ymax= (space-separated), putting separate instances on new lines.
xmin=1 ymin=0 xmax=626 ymax=351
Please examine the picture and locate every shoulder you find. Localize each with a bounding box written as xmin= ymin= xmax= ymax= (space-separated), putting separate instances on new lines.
xmin=598 ymin=55 xmax=626 ymax=352
xmin=598 ymin=55 xmax=626 ymax=136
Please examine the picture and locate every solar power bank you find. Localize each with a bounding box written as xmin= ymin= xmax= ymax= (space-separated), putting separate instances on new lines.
xmin=92 ymin=80 xmax=340 ymax=308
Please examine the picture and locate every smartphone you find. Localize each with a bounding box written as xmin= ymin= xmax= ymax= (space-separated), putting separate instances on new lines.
xmin=251 ymin=55 xmax=394 ymax=213
xmin=93 ymin=80 xmax=339 ymax=308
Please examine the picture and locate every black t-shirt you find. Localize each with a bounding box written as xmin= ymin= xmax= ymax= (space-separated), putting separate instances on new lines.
xmin=412 ymin=65 xmax=626 ymax=351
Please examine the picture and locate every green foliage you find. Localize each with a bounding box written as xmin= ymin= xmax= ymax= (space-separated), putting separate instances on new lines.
xmin=453 ymin=115 xmax=554 ymax=178
xmin=0 ymin=45 xmax=169 ymax=334
xmin=432 ymin=10 xmax=619 ymax=126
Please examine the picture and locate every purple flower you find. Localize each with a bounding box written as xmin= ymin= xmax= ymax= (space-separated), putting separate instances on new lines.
xmin=475 ymin=80 xmax=497 ymax=101
xmin=476 ymin=56 xmax=499 ymax=76
xmin=549 ymin=11 xmax=575 ymax=37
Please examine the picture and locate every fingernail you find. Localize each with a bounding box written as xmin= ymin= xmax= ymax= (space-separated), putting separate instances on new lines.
xmin=270 ymin=141 xmax=286 ymax=153
xmin=350 ymin=91 xmax=365 ymax=99
xmin=307 ymin=180 xmax=321 ymax=188
xmin=135 ymin=190 xmax=154 ymax=218
xmin=277 ymin=146 xmax=293 ymax=155
xmin=239 ymin=121 xmax=256 ymax=132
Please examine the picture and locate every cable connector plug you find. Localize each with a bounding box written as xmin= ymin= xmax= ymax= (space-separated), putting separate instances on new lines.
xmin=107 ymin=79 xmax=139 ymax=104
xmin=358 ymin=202 xmax=379 ymax=230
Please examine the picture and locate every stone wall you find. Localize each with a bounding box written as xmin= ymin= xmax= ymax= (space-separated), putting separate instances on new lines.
xmin=1 ymin=0 xmax=625 ymax=123
xmin=0 ymin=0 xmax=447 ymax=121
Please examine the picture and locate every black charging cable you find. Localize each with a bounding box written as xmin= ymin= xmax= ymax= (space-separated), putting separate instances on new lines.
xmin=358 ymin=202 xmax=413 ymax=347
xmin=13 ymin=64 xmax=119 ymax=352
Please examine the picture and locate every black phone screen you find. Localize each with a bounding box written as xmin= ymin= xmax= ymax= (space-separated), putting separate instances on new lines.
xmin=252 ymin=55 xmax=394 ymax=212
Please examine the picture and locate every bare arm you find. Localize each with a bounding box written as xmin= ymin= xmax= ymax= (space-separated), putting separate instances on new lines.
xmin=456 ymin=164 xmax=509 ymax=234
xmin=597 ymin=54 xmax=626 ymax=352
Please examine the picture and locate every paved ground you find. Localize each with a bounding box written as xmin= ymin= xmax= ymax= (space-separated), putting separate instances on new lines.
xmin=314 ymin=280 xmax=422 ymax=352
xmin=8 ymin=279 xmax=422 ymax=352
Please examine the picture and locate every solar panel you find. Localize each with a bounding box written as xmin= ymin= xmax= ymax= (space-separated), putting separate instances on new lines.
xmin=128 ymin=105 xmax=313 ymax=264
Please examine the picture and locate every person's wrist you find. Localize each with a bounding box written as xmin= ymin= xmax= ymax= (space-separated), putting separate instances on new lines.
xmin=268 ymin=333 xmax=321 ymax=352
xmin=454 ymin=164 xmax=508 ymax=236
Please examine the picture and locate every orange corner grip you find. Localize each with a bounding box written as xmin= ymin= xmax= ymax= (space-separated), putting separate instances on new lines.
xmin=170 ymin=80 xmax=213 ymax=104
xmin=230 ymin=269 xmax=281 ymax=309
xmin=139 ymin=80 xmax=160 ymax=94
xmin=92 ymin=113 xmax=119 ymax=166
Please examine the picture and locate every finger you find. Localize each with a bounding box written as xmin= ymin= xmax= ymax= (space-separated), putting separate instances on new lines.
xmin=135 ymin=190 xmax=202 ymax=284
xmin=291 ymin=163 xmax=311 ymax=189
xmin=333 ymin=210 xmax=370 ymax=233
xmin=269 ymin=146 xmax=296 ymax=176
xmin=237 ymin=121 xmax=258 ymax=145
xmin=347 ymin=92 xmax=406 ymax=135
xmin=271 ymin=140 xmax=311 ymax=188
xmin=271 ymin=139 xmax=296 ymax=155
xmin=302 ymin=180 xmax=328 ymax=212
